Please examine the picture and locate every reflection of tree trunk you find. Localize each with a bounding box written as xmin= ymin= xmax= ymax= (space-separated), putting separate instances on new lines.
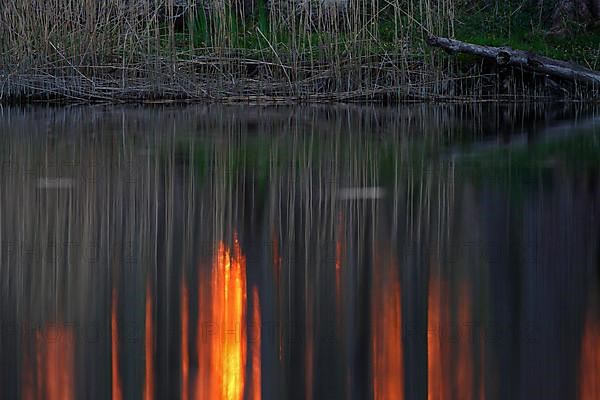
xmin=551 ymin=0 xmax=598 ymax=31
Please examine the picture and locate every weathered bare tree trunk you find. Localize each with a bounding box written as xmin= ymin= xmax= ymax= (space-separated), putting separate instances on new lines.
xmin=427 ymin=35 xmax=600 ymax=86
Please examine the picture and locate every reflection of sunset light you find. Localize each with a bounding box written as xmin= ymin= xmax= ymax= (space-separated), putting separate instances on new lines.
xmin=456 ymin=284 xmax=474 ymax=400
xmin=371 ymin=255 xmax=403 ymax=400
xmin=144 ymin=281 xmax=155 ymax=400
xmin=21 ymin=348 xmax=34 ymax=400
xmin=112 ymin=289 xmax=123 ymax=400
xmin=250 ymin=287 xmax=262 ymax=400
xmin=21 ymin=324 xmax=75 ymax=400
xmin=428 ymin=278 xmax=477 ymax=400
xmin=428 ymin=276 xmax=444 ymax=400
xmin=580 ymin=310 xmax=600 ymax=399
xmin=196 ymin=239 xmax=247 ymax=400
xmin=46 ymin=325 xmax=75 ymax=400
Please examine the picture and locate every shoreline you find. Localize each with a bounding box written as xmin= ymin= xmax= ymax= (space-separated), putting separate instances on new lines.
xmin=2 ymin=1 xmax=598 ymax=105
xmin=2 ymin=79 xmax=598 ymax=105
xmin=2 ymin=66 xmax=598 ymax=105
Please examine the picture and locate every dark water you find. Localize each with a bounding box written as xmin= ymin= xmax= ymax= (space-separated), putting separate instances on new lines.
xmin=0 ymin=104 xmax=599 ymax=400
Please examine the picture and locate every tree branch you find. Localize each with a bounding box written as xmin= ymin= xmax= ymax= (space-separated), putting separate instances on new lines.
xmin=427 ymin=36 xmax=600 ymax=86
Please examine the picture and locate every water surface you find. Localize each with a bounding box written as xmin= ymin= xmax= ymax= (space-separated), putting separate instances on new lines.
xmin=0 ymin=104 xmax=599 ymax=400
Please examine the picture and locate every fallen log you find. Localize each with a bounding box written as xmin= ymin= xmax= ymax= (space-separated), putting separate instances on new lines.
xmin=427 ymin=36 xmax=600 ymax=87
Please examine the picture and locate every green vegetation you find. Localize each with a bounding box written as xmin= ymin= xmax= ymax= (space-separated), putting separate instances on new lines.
xmin=456 ymin=131 xmax=600 ymax=190
xmin=0 ymin=0 xmax=598 ymax=102
xmin=455 ymin=1 xmax=600 ymax=69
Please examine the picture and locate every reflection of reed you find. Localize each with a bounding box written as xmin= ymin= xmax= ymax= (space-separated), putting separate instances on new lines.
xmin=427 ymin=279 xmax=479 ymax=400
xmin=144 ymin=282 xmax=155 ymax=400
xmin=181 ymin=279 xmax=190 ymax=400
xmin=371 ymin=251 xmax=404 ymax=400
xmin=111 ymin=289 xmax=123 ymax=400
xmin=21 ymin=325 xmax=75 ymax=400
xmin=456 ymin=284 xmax=474 ymax=400
xmin=250 ymin=287 xmax=262 ymax=400
xmin=0 ymin=105 xmax=481 ymax=400
xmin=427 ymin=276 xmax=448 ymax=400
xmin=196 ymin=240 xmax=247 ymax=400
xmin=0 ymin=105 xmax=598 ymax=400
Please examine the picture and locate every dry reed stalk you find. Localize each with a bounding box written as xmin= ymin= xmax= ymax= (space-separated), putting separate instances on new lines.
xmin=2 ymin=0 xmax=595 ymax=102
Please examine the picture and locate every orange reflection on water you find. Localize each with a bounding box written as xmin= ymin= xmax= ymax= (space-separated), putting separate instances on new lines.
xmin=428 ymin=275 xmax=445 ymax=400
xmin=21 ymin=349 xmax=34 ymax=400
xmin=428 ymin=278 xmax=478 ymax=400
xmin=144 ymin=282 xmax=155 ymax=400
xmin=250 ymin=287 xmax=262 ymax=400
xmin=196 ymin=239 xmax=247 ymax=400
xmin=456 ymin=284 xmax=474 ymax=400
xmin=580 ymin=309 xmax=600 ymax=399
xmin=111 ymin=289 xmax=123 ymax=400
xmin=21 ymin=324 xmax=75 ymax=400
xmin=371 ymin=254 xmax=404 ymax=400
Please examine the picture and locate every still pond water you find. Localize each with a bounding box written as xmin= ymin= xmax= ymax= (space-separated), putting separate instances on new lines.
xmin=0 ymin=104 xmax=599 ymax=400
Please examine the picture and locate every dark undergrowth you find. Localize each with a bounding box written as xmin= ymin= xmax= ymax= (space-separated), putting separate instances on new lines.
xmin=455 ymin=1 xmax=600 ymax=69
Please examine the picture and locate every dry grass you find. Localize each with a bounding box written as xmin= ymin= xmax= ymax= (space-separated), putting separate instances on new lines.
xmin=2 ymin=0 xmax=591 ymax=102
xmin=0 ymin=0 xmax=465 ymax=101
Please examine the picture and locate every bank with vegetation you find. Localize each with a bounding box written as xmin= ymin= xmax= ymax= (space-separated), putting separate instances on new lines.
xmin=1 ymin=0 xmax=599 ymax=103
